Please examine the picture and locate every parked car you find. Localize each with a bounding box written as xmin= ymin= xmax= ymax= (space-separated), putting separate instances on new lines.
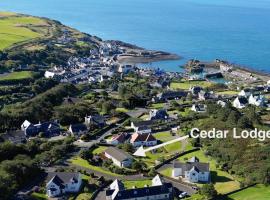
xmin=179 ymin=192 xmax=188 ymax=199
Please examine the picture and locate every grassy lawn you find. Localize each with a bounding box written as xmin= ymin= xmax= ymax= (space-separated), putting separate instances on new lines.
xmin=170 ymin=81 xmax=213 ymax=90
xmin=178 ymin=150 xmax=240 ymax=194
xmin=0 ymin=12 xmax=49 ymax=50
xmin=226 ymin=184 xmax=270 ymax=200
xmin=116 ymin=107 xmax=129 ymax=113
xmin=69 ymin=157 xmax=121 ymax=177
xmin=150 ymin=103 xmax=165 ymax=109
xmin=141 ymin=132 xmax=189 ymax=167
xmin=216 ymin=90 xmax=238 ymax=95
xmin=139 ymin=114 xmax=149 ymax=120
xmin=92 ymin=146 xmax=107 ymax=154
xmin=160 ymin=167 xmax=172 ymax=177
xmin=0 ymin=71 xmax=35 ymax=81
xmin=75 ymin=193 xmax=93 ymax=200
xmin=168 ymin=108 xmax=191 ymax=117
xmin=154 ymin=131 xmax=173 ymax=142
xmin=31 ymin=192 xmax=47 ymax=200
xmin=123 ymin=179 xmax=152 ymax=189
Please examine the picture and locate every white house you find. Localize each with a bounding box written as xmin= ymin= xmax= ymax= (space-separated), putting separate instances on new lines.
xmin=172 ymin=157 xmax=210 ymax=183
xmin=46 ymin=172 xmax=82 ymax=198
xmin=104 ymin=147 xmax=133 ymax=168
xmin=220 ymin=62 xmax=233 ymax=72
xmin=233 ymin=96 xmax=248 ymax=109
xmin=191 ymin=104 xmax=207 ymax=113
xmin=217 ymin=100 xmax=227 ymax=107
xmin=118 ymin=64 xmax=134 ymax=74
xmin=130 ymin=133 xmax=157 ymax=147
xmin=131 ymin=121 xmax=152 ymax=134
xmin=248 ymin=94 xmax=265 ymax=107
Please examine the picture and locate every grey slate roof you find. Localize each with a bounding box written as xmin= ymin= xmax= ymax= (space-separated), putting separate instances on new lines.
xmin=106 ymin=183 xmax=173 ymax=200
xmin=46 ymin=172 xmax=80 ymax=187
xmin=173 ymin=161 xmax=209 ymax=174
xmin=132 ymin=120 xmax=154 ymax=127
xmin=105 ymin=147 xmax=132 ymax=162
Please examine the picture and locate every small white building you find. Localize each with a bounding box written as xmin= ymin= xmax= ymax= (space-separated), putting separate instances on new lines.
xmin=104 ymin=147 xmax=133 ymax=168
xmin=46 ymin=172 xmax=82 ymax=198
xmin=118 ymin=64 xmax=134 ymax=74
xmin=248 ymin=94 xmax=265 ymax=107
xmin=131 ymin=121 xmax=152 ymax=134
xmin=217 ymin=100 xmax=227 ymax=107
xmin=191 ymin=104 xmax=207 ymax=113
xmin=233 ymin=96 xmax=248 ymax=109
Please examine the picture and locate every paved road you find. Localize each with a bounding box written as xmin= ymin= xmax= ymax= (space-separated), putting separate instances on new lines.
xmin=73 ymin=119 xmax=126 ymax=148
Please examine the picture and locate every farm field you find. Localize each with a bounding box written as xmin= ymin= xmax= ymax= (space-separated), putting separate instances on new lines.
xmin=0 ymin=12 xmax=50 ymax=50
xmin=226 ymin=184 xmax=270 ymax=200
xmin=0 ymin=71 xmax=35 ymax=81
xmin=170 ymin=81 xmax=213 ymax=90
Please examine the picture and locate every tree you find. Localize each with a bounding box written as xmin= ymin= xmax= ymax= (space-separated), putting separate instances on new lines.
xmin=121 ymin=143 xmax=134 ymax=153
xmin=132 ymin=160 xmax=146 ymax=172
xmin=148 ymin=168 xmax=157 ymax=177
xmin=237 ymin=116 xmax=251 ymax=129
xmin=199 ymin=183 xmax=217 ymax=199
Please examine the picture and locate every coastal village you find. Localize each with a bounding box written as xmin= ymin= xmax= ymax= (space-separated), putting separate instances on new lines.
xmin=0 ymin=12 xmax=270 ymax=200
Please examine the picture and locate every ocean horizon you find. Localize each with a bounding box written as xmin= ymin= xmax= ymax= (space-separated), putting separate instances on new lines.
xmin=0 ymin=0 xmax=270 ymax=72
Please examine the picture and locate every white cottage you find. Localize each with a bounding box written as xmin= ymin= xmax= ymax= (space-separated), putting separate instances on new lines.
xmin=172 ymin=157 xmax=210 ymax=183
xmin=46 ymin=172 xmax=82 ymax=197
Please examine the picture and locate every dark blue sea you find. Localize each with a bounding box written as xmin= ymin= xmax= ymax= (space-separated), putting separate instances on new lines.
xmin=0 ymin=0 xmax=270 ymax=72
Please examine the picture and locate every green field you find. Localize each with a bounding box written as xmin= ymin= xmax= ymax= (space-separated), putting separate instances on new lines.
xmin=227 ymin=184 xmax=270 ymax=200
xmin=216 ymin=90 xmax=238 ymax=96
xmin=0 ymin=12 xmax=49 ymax=50
xmin=170 ymin=81 xmax=213 ymax=90
xmin=0 ymin=71 xmax=34 ymax=81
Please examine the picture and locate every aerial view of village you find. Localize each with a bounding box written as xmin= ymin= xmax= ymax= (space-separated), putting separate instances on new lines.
xmin=0 ymin=1 xmax=270 ymax=200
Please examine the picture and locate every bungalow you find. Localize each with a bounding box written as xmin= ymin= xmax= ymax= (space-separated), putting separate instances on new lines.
xmin=233 ymin=96 xmax=248 ymax=109
xmin=21 ymin=120 xmax=61 ymax=138
xmin=46 ymin=172 xmax=82 ymax=198
xmin=85 ymin=114 xmax=106 ymax=128
xmin=104 ymin=147 xmax=133 ymax=168
xmin=69 ymin=124 xmax=88 ymax=136
xmin=172 ymin=157 xmax=210 ymax=183
xmin=149 ymin=109 xmax=169 ymax=120
xmin=106 ymin=175 xmax=173 ymax=200
xmin=130 ymin=133 xmax=157 ymax=147
xmin=191 ymin=104 xmax=207 ymax=113
xmin=131 ymin=121 xmax=153 ymax=134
